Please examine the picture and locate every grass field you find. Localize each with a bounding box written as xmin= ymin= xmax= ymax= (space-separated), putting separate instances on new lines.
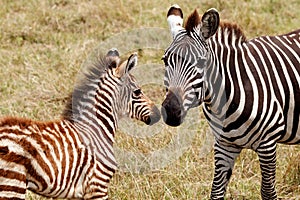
xmin=0 ymin=0 xmax=300 ymax=199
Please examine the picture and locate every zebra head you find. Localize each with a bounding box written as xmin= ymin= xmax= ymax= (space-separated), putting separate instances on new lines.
xmin=161 ymin=5 xmax=219 ymax=126
xmin=106 ymin=49 xmax=160 ymax=125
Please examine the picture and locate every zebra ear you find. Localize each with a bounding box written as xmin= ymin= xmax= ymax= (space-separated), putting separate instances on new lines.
xmin=113 ymin=53 xmax=138 ymax=78
xmin=106 ymin=48 xmax=120 ymax=69
xmin=125 ymin=53 xmax=138 ymax=73
xmin=167 ymin=4 xmax=184 ymax=39
xmin=107 ymin=48 xmax=120 ymax=57
xmin=200 ymin=8 xmax=219 ymax=40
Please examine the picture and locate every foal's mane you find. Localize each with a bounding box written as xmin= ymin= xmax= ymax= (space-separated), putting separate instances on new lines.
xmin=0 ymin=54 xmax=111 ymax=126
xmin=62 ymin=53 xmax=109 ymax=121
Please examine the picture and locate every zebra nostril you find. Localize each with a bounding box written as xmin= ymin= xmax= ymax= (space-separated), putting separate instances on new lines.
xmin=144 ymin=116 xmax=151 ymax=125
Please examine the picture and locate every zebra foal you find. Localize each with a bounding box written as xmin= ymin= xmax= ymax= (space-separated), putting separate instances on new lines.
xmin=0 ymin=49 xmax=160 ymax=199
xmin=161 ymin=4 xmax=300 ymax=200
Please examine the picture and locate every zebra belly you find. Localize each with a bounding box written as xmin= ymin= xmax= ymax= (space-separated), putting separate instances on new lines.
xmin=27 ymin=172 xmax=86 ymax=199
xmin=26 ymin=146 xmax=91 ymax=199
xmin=278 ymin=121 xmax=300 ymax=144
xmin=208 ymin=115 xmax=300 ymax=149
xmin=207 ymin=118 xmax=284 ymax=150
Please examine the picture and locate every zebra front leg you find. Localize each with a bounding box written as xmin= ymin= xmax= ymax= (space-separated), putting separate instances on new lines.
xmin=210 ymin=142 xmax=242 ymax=200
xmin=256 ymin=142 xmax=277 ymax=200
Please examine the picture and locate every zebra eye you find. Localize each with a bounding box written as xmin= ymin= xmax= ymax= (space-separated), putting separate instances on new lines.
xmin=197 ymin=57 xmax=207 ymax=66
xmin=133 ymin=89 xmax=142 ymax=96
xmin=192 ymin=82 xmax=203 ymax=89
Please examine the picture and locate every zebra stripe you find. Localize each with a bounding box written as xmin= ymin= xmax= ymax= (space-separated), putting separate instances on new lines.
xmin=162 ymin=5 xmax=300 ymax=200
xmin=0 ymin=49 xmax=160 ymax=199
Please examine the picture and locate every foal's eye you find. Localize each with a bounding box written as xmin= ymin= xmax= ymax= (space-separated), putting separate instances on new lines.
xmin=133 ymin=89 xmax=142 ymax=96
xmin=161 ymin=56 xmax=168 ymax=66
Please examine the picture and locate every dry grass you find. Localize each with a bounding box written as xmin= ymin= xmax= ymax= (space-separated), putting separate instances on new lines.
xmin=0 ymin=0 xmax=300 ymax=199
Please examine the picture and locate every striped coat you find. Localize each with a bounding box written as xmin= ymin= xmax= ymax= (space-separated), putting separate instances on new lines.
xmin=161 ymin=5 xmax=300 ymax=200
xmin=0 ymin=49 xmax=160 ymax=199
xmin=0 ymin=118 xmax=109 ymax=199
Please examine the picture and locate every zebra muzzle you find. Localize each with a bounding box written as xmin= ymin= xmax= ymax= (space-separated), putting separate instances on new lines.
xmin=144 ymin=105 xmax=161 ymax=125
xmin=161 ymin=90 xmax=186 ymax=127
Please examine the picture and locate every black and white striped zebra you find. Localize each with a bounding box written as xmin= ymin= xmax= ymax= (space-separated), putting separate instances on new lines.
xmin=0 ymin=49 xmax=160 ymax=199
xmin=161 ymin=4 xmax=300 ymax=200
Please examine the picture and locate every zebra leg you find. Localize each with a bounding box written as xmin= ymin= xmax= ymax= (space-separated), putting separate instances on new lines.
xmin=210 ymin=142 xmax=242 ymax=200
xmin=256 ymin=143 xmax=277 ymax=200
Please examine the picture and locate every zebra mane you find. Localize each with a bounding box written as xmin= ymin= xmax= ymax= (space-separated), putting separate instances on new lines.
xmin=217 ymin=21 xmax=247 ymax=43
xmin=62 ymin=53 xmax=110 ymax=121
xmin=184 ymin=10 xmax=247 ymax=43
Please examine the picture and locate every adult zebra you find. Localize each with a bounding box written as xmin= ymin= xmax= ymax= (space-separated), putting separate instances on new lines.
xmin=161 ymin=4 xmax=300 ymax=200
xmin=0 ymin=49 xmax=160 ymax=200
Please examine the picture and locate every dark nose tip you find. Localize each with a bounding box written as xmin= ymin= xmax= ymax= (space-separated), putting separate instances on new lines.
xmin=161 ymin=91 xmax=184 ymax=127
xmin=161 ymin=105 xmax=182 ymax=127
xmin=145 ymin=105 xmax=161 ymax=125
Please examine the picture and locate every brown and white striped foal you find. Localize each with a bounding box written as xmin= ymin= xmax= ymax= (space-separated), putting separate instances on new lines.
xmin=0 ymin=49 xmax=160 ymax=199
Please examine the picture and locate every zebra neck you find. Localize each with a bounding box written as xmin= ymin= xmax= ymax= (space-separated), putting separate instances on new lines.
xmin=203 ymin=54 xmax=226 ymax=117
xmin=64 ymin=89 xmax=120 ymax=170
xmin=71 ymin=110 xmax=118 ymax=170
xmin=204 ymin=26 xmax=245 ymax=116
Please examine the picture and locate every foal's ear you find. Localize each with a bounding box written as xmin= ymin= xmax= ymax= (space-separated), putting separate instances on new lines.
xmin=113 ymin=53 xmax=138 ymax=78
xmin=106 ymin=48 xmax=120 ymax=69
xmin=200 ymin=8 xmax=219 ymax=39
xmin=167 ymin=4 xmax=184 ymax=39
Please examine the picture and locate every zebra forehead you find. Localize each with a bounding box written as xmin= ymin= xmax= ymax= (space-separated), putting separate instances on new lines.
xmin=121 ymin=73 xmax=139 ymax=89
xmin=165 ymin=44 xmax=206 ymax=62
xmin=166 ymin=33 xmax=207 ymax=55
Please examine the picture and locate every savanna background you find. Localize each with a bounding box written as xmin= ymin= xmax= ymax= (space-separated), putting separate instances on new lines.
xmin=0 ymin=0 xmax=300 ymax=199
